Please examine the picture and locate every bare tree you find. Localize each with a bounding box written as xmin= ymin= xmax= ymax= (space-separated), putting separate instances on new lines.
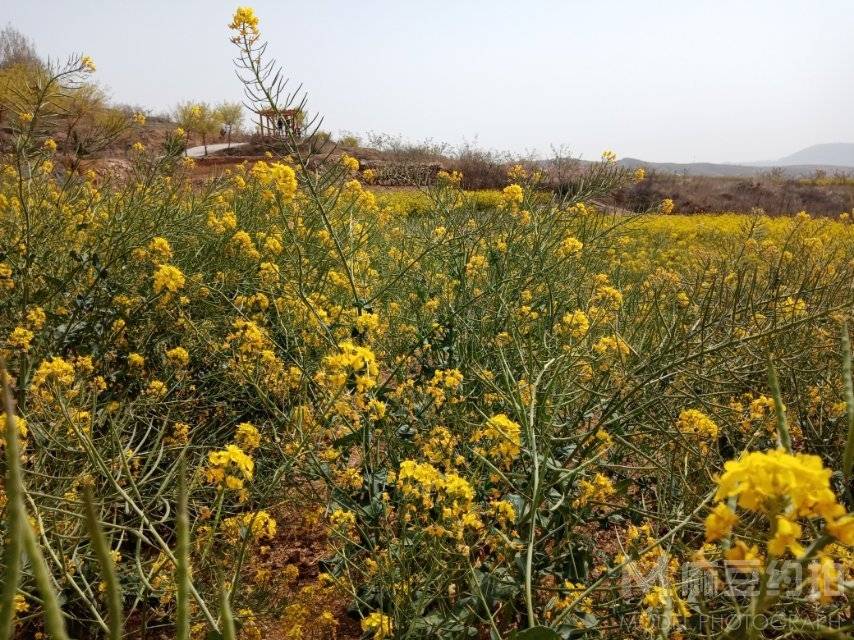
xmin=0 ymin=24 xmax=40 ymax=69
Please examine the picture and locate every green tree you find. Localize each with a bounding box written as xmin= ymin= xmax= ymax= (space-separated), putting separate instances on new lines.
xmin=215 ymin=102 xmax=243 ymax=149
xmin=0 ymin=26 xmax=42 ymax=126
xmin=174 ymin=101 xmax=218 ymax=155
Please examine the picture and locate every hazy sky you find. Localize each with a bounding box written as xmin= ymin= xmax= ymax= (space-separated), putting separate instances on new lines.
xmin=7 ymin=1 xmax=854 ymax=163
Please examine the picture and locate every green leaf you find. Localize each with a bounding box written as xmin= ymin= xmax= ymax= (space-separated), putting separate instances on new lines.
xmin=510 ymin=626 xmax=562 ymax=640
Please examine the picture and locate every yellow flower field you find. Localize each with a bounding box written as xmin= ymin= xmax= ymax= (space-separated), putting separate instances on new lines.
xmin=2 ymin=7 xmax=854 ymax=640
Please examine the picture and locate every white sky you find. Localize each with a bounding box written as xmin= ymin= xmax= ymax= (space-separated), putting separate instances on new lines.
xmin=7 ymin=0 xmax=854 ymax=163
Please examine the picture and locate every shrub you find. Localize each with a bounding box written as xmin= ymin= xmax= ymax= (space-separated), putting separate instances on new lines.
xmin=338 ymin=131 xmax=362 ymax=147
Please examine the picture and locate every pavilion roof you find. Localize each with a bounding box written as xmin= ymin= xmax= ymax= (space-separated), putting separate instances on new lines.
xmin=257 ymin=108 xmax=301 ymax=117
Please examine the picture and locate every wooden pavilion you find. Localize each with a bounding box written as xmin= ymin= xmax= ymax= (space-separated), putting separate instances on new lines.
xmin=257 ymin=108 xmax=302 ymax=139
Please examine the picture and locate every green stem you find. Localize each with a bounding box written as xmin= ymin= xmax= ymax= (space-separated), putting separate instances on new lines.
xmin=841 ymin=321 xmax=854 ymax=481
xmin=176 ymin=457 xmax=190 ymax=640
xmin=219 ymin=585 xmax=236 ymax=640
xmin=83 ymin=488 xmax=123 ymax=640
xmin=21 ymin=523 xmax=70 ymax=640
xmin=767 ymin=358 xmax=791 ymax=452
xmin=0 ymin=366 xmax=23 ymax=639
xmin=523 ymin=358 xmax=556 ymax=628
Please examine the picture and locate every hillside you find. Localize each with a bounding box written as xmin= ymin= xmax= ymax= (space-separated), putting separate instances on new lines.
xmin=774 ymin=142 xmax=854 ymax=167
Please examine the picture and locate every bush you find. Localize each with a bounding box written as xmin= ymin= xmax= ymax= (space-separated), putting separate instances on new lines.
xmin=337 ymin=131 xmax=362 ymax=147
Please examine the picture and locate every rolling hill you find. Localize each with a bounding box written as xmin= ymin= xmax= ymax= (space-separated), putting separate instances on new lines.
xmin=615 ymin=143 xmax=854 ymax=177
xmin=773 ymin=143 xmax=854 ymax=167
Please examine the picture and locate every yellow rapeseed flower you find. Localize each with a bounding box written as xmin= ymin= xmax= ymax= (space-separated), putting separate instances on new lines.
xmin=165 ymin=346 xmax=190 ymax=367
xmin=153 ymin=264 xmax=186 ymax=294
xmin=501 ymin=184 xmax=524 ymax=207
xmin=7 ymin=326 xmax=34 ymax=351
xmin=704 ymin=502 xmax=738 ymax=542
xmin=361 ymin=610 xmax=393 ymax=639
xmin=471 ymin=414 xmax=522 ymax=469
xmin=235 ymin=422 xmax=261 ymax=451
xmin=714 ymin=449 xmax=843 ymax=520
xmin=229 ymin=6 xmax=261 ymax=41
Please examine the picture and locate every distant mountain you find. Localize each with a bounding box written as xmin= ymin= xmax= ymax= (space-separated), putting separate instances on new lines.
xmin=773 ymin=143 xmax=854 ymax=167
xmin=612 ymin=144 xmax=854 ymax=178
xmin=615 ymin=157 xmax=853 ymax=178
xmin=549 ymin=144 xmax=854 ymax=178
xmin=616 ymin=158 xmax=765 ymax=177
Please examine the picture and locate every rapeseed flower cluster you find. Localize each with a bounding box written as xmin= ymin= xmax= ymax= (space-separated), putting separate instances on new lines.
xmin=206 ymin=444 xmax=255 ymax=501
xmin=250 ymin=160 xmax=298 ymax=200
xmin=319 ymin=340 xmax=379 ymax=393
xmin=705 ymin=449 xmax=854 ymax=559
xmin=471 ymin=414 xmax=522 ymax=469
xmin=229 ymin=6 xmax=261 ymax=43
